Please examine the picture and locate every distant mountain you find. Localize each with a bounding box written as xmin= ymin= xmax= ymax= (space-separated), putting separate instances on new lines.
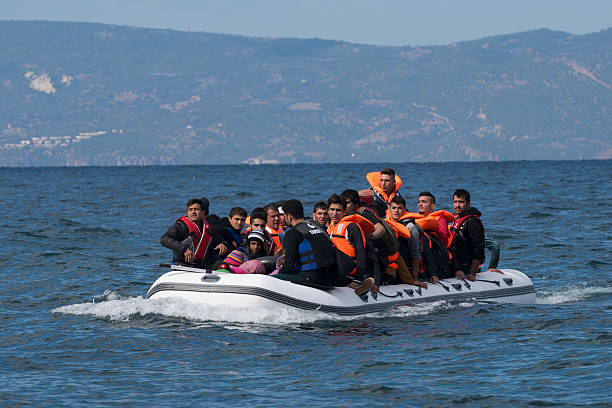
xmin=1 ymin=21 xmax=611 ymax=166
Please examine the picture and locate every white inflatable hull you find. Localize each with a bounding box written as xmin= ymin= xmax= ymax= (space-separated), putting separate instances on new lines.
xmin=146 ymin=266 xmax=536 ymax=315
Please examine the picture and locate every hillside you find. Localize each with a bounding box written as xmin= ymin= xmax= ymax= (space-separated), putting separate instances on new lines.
xmin=1 ymin=21 xmax=611 ymax=166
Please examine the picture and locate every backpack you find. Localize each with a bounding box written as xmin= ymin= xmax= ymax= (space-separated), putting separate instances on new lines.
xmin=424 ymin=231 xmax=451 ymax=279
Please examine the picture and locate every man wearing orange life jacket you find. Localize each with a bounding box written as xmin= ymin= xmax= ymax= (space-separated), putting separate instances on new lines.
xmin=358 ymin=167 xmax=402 ymax=209
xmin=449 ymin=189 xmax=485 ymax=282
xmin=342 ymin=189 xmax=389 ymax=292
xmin=417 ymin=191 xmax=453 ymax=245
xmin=388 ymin=196 xmax=432 ymax=287
xmin=264 ymin=202 xmax=284 ymax=253
xmin=327 ymin=194 xmax=374 ymax=295
xmin=160 ymin=198 xmax=228 ymax=268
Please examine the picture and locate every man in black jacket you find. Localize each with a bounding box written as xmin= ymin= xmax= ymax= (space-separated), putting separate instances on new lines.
xmin=449 ymin=189 xmax=485 ymax=281
xmin=160 ymin=198 xmax=228 ymax=268
xmin=274 ymin=199 xmax=337 ymax=285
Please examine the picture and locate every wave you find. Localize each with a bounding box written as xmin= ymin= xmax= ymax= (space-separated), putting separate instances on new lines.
xmin=52 ymin=291 xmax=458 ymax=325
xmin=536 ymin=284 xmax=612 ymax=305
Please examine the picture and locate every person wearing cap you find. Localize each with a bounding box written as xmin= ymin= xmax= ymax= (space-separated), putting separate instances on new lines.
xmin=358 ymin=167 xmax=402 ymax=208
xmin=274 ymin=199 xmax=337 ymax=286
xmin=242 ymin=207 xmax=277 ymax=256
xmin=160 ymin=198 xmax=228 ymax=268
xmin=223 ymin=228 xmax=268 ymax=269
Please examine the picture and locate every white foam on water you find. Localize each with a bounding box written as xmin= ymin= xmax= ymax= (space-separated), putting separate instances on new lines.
xmin=536 ymin=285 xmax=612 ymax=305
xmin=53 ymin=291 xmax=457 ymax=325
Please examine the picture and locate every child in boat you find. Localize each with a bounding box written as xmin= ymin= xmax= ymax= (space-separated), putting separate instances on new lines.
xmin=222 ymin=229 xmax=268 ymax=273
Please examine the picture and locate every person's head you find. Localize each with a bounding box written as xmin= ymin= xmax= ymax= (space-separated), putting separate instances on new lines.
xmin=199 ymin=197 xmax=210 ymax=216
xmin=247 ymin=229 xmax=266 ymax=254
xmin=341 ymin=189 xmax=360 ymax=212
xmin=250 ymin=208 xmax=267 ymax=230
xmin=264 ymin=203 xmax=281 ymax=229
xmin=228 ymin=207 xmax=247 ymax=230
xmin=312 ymin=201 xmax=329 ymax=225
xmin=281 ymin=199 xmax=304 ymax=227
xmin=379 ymin=168 xmax=396 ymax=195
xmin=389 ymin=196 xmax=407 ymax=221
xmin=327 ymin=194 xmax=346 ymax=224
xmin=417 ymin=191 xmax=436 ymax=216
xmin=186 ymin=198 xmax=204 ymax=222
xmin=277 ymin=202 xmax=288 ymax=228
xmin=453 ymin=189 xmax=471 ymax=216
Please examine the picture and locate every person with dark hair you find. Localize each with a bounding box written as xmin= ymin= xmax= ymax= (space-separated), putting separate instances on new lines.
xmin=244 ymin=207 xmax=276 ymax=256
xmin=449 ymin=189 xmax=485 ymax=281
xmin=160 ymin=198 xmax=228 ymax=268
xmin=312 ymin=201 xmax=329 ymax=227
xmin=416 ymin=191 xmax=453 ymax=247
xmin=417 ymin=192 xmax=436 ymax=216
xmin=273 ymin=199 xmax=336 ymax=286
xmin=387 ymin=196 xmax=430 ymax=287
xmin=358 ymin=167 xmax=402 ymax=208
xmin=212 ymin=207 xmax=247 ymax=252
xmin=342 ymin=189 xmax=396 ymax=291
xmin=327 ymin=194 xmax=375 ymax=295
xmin=264 ymin=202 xmax=283 ymax=251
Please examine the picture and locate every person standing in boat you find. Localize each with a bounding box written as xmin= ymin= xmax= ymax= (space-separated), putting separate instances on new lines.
xmin=449 ymin=189 xmax=485 ymax=282
xmin=273 ymin=199 xmax=337 ymax=286
xmin=160 ymin=198 xmax=228 ymax=268
xmin=358 ymin=167 xmax=402 ymax=208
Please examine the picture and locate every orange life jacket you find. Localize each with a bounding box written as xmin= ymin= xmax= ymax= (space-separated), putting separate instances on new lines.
xmin=366 ymin=171 xmax=402 ymax=204
xmin=417 ymin=210 xmax=455 ymax=247
xmin=327 ymin=214 xmax=372 ymax=275
xmin=265 ymin=225 xmax=283 ymax=253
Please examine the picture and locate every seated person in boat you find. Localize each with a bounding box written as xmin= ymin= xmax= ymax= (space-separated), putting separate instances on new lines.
xmin=243 ymin=208 xmax=277 ymax=256
xmin=312 ymin=201 xmax=330 ymax=227
xmin=417 ymin=191 xmax=452 ymax=244
xmin=327 ymin=194 xmax=375 ymax=294
xmin=358 ymin=167 xmax=402 ymax=208
xmin=160 ymin=198 xmax=228 ymax=268
xmin=264 ymin=202 xmax=284 ymax=251
xmin=223 ymin=229 xmax=269 ymax=269
xmin=273 ymin=199 xmax=337 ymax=286
xmin=449 ymin=189 xmax=485 ymax=281
xmin=214 ymin=207 xmax=247 ymax=252
xmin=386 ymin=196 xmax=431 ymax=285
xmin=342 ymin=189 xmax=394 ymax=292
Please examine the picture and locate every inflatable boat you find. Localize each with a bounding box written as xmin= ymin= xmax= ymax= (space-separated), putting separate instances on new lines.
xmin=146 ymin=265 xmax=536 ymax=316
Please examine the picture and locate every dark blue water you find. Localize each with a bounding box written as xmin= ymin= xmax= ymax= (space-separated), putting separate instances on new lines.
xmin=1 ymin=161 xmax=610 ymax=407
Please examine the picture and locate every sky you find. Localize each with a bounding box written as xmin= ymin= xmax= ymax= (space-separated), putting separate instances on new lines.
xmin=2 ymin=0 xmax=611 ymax=46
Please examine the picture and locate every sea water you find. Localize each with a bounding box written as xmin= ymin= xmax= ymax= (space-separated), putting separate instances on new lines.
xmin=1 ymin=161 xmax=610 ymax=407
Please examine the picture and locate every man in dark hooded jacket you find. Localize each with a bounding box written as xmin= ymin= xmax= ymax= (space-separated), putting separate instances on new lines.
xmin=449 ymin=189 xmax=485 ymax=281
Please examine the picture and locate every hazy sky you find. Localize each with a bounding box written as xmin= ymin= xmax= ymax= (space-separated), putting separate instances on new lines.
xmin=2 ymin=0 xmax=611 ymax=46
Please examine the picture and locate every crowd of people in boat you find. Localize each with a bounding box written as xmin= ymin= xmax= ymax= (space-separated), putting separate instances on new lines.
xmin=160 ymin=167 xmax=501 ymax=295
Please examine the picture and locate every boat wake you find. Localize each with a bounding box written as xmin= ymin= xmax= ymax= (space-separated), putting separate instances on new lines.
xmin=536 ymin=284 xmax=612 ymax=305
xmin=52 ymin=290 xmax=462 ymax=325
